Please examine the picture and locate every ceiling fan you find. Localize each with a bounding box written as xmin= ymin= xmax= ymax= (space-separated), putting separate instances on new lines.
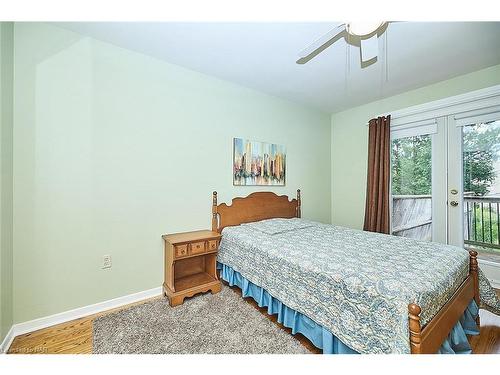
xmin=296 ymin=21 xmax=390 ymax=66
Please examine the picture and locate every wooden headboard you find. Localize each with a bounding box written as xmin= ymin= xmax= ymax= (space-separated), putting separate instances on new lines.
xmin=211 ymin=190 xmax=301 ymax=233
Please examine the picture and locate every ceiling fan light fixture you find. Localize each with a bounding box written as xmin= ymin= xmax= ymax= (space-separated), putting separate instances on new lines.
xmin=347 ymin=21 xmax=386 ymax=37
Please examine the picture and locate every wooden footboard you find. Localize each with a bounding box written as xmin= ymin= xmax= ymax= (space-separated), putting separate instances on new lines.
xmin=408 ymin=250 xmax=480 ymax=354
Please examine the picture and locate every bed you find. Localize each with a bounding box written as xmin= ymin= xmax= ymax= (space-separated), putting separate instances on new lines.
xmin=211 ymin=190 xmax=481 ymax=354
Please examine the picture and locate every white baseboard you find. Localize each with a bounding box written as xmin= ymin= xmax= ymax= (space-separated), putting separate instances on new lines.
xmin=0 ymin=326 xmax=15 ymax=354
xmin=479 ymin=259 xmax=500 ymax=289
xmin=489 ymin=280 xmax=500 ymax=289
xmin=1 ymin=286 xmax=162 ymax=353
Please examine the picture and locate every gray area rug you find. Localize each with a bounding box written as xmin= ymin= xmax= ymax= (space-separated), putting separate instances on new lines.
xmin=92 ymin=285 xmax=310 ymax=354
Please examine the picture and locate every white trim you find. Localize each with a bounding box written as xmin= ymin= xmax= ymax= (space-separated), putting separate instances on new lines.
xmin=431 ymin=117 xmax=448 ymax=245
xmin=0 ymin=286 xmax=162 ymax=353
xmin=0 ymin=326 xmax=15 ymax=354
xmin=391 ymin=117 xmax=437 ymax=129
xmin=479 ymin=258 xmax=500 ymax=267
xmin=478 ymin=259 xmax=500 ymax=290
xmin=489 ymin=279 xmax=500 ymax=290
xmin=380 ymin=84 xmax=500 ymax=126
xmin=455 ymin=108 xmax=500 ymax=127
xmin=391 ymin=122 xmax=437 ymax=140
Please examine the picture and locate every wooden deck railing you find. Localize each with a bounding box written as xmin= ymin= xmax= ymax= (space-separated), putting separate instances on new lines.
xmin=392 ymin=195 xmax=500 ymax=252
xmin=392 ymin=195 xmax=432 ymax=241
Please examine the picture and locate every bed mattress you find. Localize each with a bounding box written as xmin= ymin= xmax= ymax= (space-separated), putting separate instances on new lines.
xmin=217 ymin=218 xmax=470 ymax=353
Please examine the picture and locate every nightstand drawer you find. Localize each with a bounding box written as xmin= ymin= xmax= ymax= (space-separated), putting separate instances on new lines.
xmin=207 ymin=240 xmax=218 ymax=251
xmin=175 ymin=244 xmax=188 ymax=258
xmin=190 ymin=241 xmax=206 ymax=255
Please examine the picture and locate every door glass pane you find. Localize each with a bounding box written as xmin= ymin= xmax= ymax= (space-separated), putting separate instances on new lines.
xmin=391 ymin=135 xmax=432 ymax=241
xmin=462 ymin=120 xmax=500 ymax=256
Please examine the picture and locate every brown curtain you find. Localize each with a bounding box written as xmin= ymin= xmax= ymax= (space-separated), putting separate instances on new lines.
xmin=363 ymin=115 xmax=391 ymax=234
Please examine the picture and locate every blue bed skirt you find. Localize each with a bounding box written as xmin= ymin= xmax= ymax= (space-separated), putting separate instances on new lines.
xmin=217 ymin=262 xmax=480 ymax=354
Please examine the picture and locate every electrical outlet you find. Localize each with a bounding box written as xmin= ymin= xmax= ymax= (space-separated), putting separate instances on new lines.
xmin=102 ymin=255 xmax=112 ymax=269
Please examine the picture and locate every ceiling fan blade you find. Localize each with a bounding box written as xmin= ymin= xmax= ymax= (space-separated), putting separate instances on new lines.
xmin=360 ymin=34 xmax=379 ymax=63
xmin=296 ymin=24 xmax=346 ymax=65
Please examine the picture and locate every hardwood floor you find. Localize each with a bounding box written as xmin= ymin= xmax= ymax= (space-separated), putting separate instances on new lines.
xmin=7 ymin=297 xmax=161 ymax=354
xmin=7 ymin=287 xmax=500 ymax=354
xmin=9 ymin=318 xmax=94 ymax=354
xmin=469 ymin=309 xmax=500 ymax=354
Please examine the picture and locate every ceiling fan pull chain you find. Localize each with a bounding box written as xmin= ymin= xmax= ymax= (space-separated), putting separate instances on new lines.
xmin=344 ymin=38 xmax=349 ymax=95
xmin=347 ymin=36 xmax=351 ymax=77
xmin=379 ymin=36 xmax=384 ymax=98
xmin=385 ymin=28 xmax=389 ymax=83
xmin=379 ymin=26 xmax=389 ymax=99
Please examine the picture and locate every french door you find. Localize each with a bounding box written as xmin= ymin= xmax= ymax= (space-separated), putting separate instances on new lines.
xmin=391 ymin=112 xmax=500 ymax=258
xmin=448 ymin=114 xmax=500 ymax=253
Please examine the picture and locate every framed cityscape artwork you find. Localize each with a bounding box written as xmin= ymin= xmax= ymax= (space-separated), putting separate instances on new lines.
xmin=233 ymin=138 xmax=286 ymax=186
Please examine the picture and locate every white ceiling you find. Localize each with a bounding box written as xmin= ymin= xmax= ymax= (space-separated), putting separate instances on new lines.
xmin=56 ymin=22 xmax=500 ymax=113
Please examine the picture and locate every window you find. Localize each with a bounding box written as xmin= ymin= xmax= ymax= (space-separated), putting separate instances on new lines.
xmin=391 ymin=134 xmax=433 ymax=241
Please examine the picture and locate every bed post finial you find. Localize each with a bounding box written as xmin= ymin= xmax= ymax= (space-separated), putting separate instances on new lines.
xmin=408 ymin=303 xmax=422 ymax=354
xmin=469 ymin=250 xmax=480 ymax=325
xmin=212 ymin=191 xmax=218 ymax=232
xmin=297 ymin=189 xmax=301 ymax=218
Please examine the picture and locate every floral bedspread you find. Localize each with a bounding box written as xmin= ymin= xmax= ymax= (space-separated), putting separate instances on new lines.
xmin=217 ymin=218 xmax=500 ymax=353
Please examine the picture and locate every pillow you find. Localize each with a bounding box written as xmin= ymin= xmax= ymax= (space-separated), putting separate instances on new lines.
xmin=241 ymin=218 xmax=316 ymax=235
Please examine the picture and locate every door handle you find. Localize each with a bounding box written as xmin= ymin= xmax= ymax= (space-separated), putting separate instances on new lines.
xmin=450 ymin=201 xmax=459 ymax=207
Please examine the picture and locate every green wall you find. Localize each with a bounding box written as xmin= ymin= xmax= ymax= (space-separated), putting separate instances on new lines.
xmin=0 ymin=22 xmax=14 ymax=343
xmin=12 ymin=23 xmax=331 ymax=323
xmin=331 ymin=64 xmax=500 ymax=230
xmin=6 ymin=22 xmax=500 ymax=328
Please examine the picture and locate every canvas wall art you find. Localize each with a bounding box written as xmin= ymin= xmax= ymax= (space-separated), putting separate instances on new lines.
xmin=233 ymin=138 xmax=286 ymax=186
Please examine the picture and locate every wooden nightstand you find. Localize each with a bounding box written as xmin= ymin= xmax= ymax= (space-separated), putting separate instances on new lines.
xmin=162 ymin=230 xmax=222 ymax=306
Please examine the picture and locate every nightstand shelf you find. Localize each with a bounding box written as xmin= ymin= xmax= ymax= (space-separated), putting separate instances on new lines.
xmin=162 ymin=230 xmax=221 ymax=306
xmin=175 ymin=272 xmax=217 ymax=292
